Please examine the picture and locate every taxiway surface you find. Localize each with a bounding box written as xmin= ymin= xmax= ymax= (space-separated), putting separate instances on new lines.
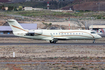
xmin=0 ymin=43 xmax=105 ymax=45
xmin=0 ymin=34 xmax=105 ymax=45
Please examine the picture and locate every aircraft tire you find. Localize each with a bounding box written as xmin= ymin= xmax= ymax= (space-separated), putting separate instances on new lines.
xmin=50 ymin=40 xmax=56 ymax=44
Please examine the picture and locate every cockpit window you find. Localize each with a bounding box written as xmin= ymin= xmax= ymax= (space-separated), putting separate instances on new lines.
xmin=91 ymin=32 xmax=96 ymax=34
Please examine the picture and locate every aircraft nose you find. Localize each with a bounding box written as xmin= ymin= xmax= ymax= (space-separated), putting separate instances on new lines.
xmin=97 ymin=35 xmax=102 ymax=39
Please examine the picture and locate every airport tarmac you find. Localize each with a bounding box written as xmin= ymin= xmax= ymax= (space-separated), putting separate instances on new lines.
xmin=0 ymin=42 xmax=104 ymax=46
xmin=0 ymin=37 xmax=105 ymax=45
xmin=0 ymin=35 xmax=104 ymax=70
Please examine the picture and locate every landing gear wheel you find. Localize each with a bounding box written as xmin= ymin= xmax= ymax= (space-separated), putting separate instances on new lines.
xmin=93 ymin=39 xmax=95 ymax=43
xmin=50 ymin=40 xmax=57 ymax=44
xmin=53 ymin=41 xmax=56 ymax=44
xmin=50 ymin=40 xmax=53 ymax=43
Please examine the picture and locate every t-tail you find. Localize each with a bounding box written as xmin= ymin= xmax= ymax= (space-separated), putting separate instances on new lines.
xmin=7 ymin=19 xmax=28 ymax=35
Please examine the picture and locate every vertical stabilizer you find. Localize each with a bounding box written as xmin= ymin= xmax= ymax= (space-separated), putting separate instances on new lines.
xmin=7 ymin=19 xmax=28 ymax=32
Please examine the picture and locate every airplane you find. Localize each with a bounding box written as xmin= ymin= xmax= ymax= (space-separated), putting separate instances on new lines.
xmin=7 ymin=19 xmax=102 ymax=43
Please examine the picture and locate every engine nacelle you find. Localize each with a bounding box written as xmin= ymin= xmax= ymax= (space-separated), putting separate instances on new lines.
xmin=26 ymin=32 xmax=35 ymax=36
xmin=35 ymin=30 xmax=42 ymax=35
xmin=25 ymin=30 xmax=42 ymax=36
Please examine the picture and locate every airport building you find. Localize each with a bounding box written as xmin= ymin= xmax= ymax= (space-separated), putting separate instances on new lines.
xmin=0 ymin=23 xmax=37 ymax=34
xmin=89 ymin=25 xmax=105 ymax=34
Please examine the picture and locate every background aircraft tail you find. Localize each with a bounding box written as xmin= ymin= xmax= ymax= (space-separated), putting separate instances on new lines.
xmin=7 ymin=19 xmax=28 ymax=32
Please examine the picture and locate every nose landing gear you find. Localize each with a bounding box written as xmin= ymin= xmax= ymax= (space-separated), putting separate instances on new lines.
xmin=93 ymin=39 xmax=95 ymax=43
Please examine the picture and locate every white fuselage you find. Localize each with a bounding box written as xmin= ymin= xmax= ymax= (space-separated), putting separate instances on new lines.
xmin=13 ymin=30 xmax=101 ymax=41
xmin=7 ymin=19 xmax=102 ymax=43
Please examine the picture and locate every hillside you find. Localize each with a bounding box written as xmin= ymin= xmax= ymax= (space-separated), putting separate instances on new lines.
xmin=62 ymin=0 xmax=105 ymax=11
xmin=2 ymin=0 xmax=105 ymax=11
xmin=73 ymin=1 xmax=105 ymax=11
xmin=3 ymin=1 xmax=72 ymax=9
xmin=73 ymin=0 xmax=105 ymax=3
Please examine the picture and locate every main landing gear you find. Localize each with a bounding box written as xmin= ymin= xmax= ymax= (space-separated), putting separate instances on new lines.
xmin=50 ymin=40 xmax=57 ymax=44
xmin=93 ymin=39 xmax=95 ymax=43
xmin=49 ymin=38 xmax=58 ymax=44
